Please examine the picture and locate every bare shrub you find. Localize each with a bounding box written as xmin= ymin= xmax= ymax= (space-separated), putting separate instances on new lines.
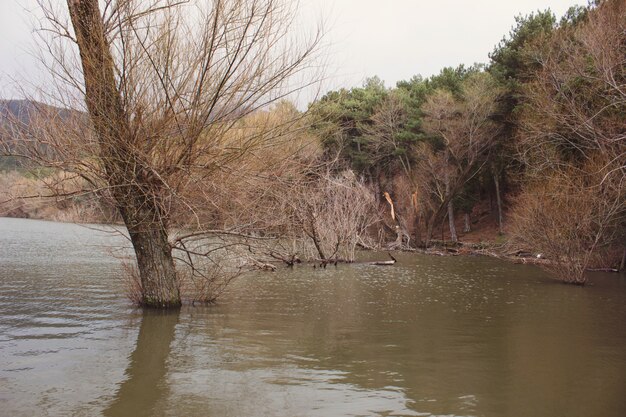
xmin=511 ymin=0 xmax=626 ymax=283
xmin=177 ymin=264 xmax=240 ymax=305
xmin=121 ymin=261 xmax=143 ymax=305
xmin=509 ymin=165 xmax=625 ymax=284
xmin=291 ymin=170 xmax=379 ymax=261
xmin=420 ymin=72 xmax=502 ymax=244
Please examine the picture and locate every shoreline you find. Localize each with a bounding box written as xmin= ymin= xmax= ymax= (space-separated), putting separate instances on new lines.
xmin=2 ymin=215 xmax=623 ymax=275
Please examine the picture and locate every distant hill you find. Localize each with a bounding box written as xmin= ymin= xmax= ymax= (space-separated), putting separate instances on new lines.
xmin=0 ymin=99 xmax=80 ymax=170
xmin=0 ymin=99 xmax=77 ymax=124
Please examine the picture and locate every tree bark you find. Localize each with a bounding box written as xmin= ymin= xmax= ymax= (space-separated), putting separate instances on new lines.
xmin=68 ymin=0 xmax=180 ymax=308
xmin=383 ymin=191 xmax=410 ymax=247
xmin=125 ymin=212 xmax=179 ymax=307
xmin=423 ymin=157 xmax=480 ymax=246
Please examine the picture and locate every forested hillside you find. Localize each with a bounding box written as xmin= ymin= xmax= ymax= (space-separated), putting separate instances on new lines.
xmin=307 ymin=0 xmax=625 ymax=282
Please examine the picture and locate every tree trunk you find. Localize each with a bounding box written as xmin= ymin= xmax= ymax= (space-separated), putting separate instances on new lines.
xmin=126 ymin=219 xmax=180 ymax=307
xmin=413 ymin=214 xmax=422 ymax=248
xmin=444 ymin=158 xmax=457 ymax=242
xmin=463 ymin=212 xmax=471 ymax=233
xmin=424 ymin=205 xmax=443 ymax=247
xmin=447 ymin=200 xmax=457 ymax=242
xmin=423 ymin=157 xmax=481 ymax=247
xmin=411 ymin=192 xmax=422 ymax=248
xmin=384 ymin=191 xmax=410 ymax=248
xmin=493 ymin=165 xmax=504 ymax=235
xmin=68 ymin=0 xmax=180 ymax=308
xmin=306 ymin=208 xmax=326 ymax=260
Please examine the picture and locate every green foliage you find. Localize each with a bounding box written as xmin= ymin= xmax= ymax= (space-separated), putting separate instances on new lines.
xmin=486 ymin=10 xmax=559 ymax=186
xmin=309 ymin=77 xmax=390 ymax=174
xmin=559 ymin=5 xmax=589 ymax=27
xmin=306 ymin=0 xmax=622 ymax=254
xmin=489 ymin=10 xmax=557 ymax=85
xmin=311 ymin=66 xmax=489 ymax=177
xmin=396 ymin=75 xmax=430 ymax=106
xmin=426 ymin=64 xmax=482 ymax=98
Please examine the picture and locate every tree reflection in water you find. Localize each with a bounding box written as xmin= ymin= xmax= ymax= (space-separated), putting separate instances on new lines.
xmin=104 ymin=310 xmax=179 ymax=417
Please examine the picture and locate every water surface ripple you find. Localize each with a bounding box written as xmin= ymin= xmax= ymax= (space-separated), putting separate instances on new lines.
xmin=1 ymin=217 xmax=625 ymax=417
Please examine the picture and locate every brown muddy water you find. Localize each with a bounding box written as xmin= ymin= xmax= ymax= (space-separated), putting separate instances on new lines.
xmin=0 ymin=217 xmax=625 ymax=417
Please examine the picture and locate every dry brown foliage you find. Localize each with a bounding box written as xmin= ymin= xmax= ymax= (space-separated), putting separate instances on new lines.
xmin=511 ymin=0 xmax=626 ymax=282
xmin=510 ymin=163 xmax=624 ymax=284
xmin=1 ymin=0 xmax=324 ymax=307
xmin=285 ymin=169 xmax=379 ymax=262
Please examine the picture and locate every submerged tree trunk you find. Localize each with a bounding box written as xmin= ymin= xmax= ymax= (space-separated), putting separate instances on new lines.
xmin=68 ymin=0 xmax=180 ymax=308
xmin=309 ymin=220 xmax=327 ymax=261
xmin=124 ymin=208 xmax=179 ymax=307
xmin=305 ymin=207 xmax=326 ymax=260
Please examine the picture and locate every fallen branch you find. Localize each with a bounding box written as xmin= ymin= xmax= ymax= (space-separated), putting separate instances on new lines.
xmin=586 ymin=268 xmax=619 ymax=272
xmin=247 ymin=258 xmax=277 ymax=271
xmin=366 ymin=252 xmax=397 ymax=266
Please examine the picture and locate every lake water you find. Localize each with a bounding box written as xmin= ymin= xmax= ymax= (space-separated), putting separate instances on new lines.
xmin=0 ymin=217 xmax=625 ymax=417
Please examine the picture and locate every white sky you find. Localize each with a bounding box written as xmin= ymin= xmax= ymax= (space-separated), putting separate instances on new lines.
xmin=0 ymin=0 xmax=580 ymax=103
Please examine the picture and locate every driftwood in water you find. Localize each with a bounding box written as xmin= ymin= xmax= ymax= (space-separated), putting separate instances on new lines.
xmin=311 ymin=253 xmax=397 ymax=268
xmin=366 ymin=253 xmax=397 ymax=266
xmin=248 ymin=258 xmax=278 ymax=271
xmin=586 ymin=268 xmax=619 ymax=273
xmin=268 ymin=252 xmax=302 ymax=267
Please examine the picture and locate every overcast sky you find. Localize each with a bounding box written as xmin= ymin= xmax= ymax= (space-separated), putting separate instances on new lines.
xmin=0 ymin=0 xmax=580 ymax=103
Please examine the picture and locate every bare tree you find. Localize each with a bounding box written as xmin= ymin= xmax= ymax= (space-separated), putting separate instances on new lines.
xmin=510 ymin=0 xmax=626 ymax=281
xmin=288 ymin=169 xmax=379 ymax=262
xmin=362 ymin=93 xmax=415 ymax=248
xmin=510 ymin=161 xmax=624 ymax=284
xmin=517 ymin=0 xmax=625 ymax=183
xmin=363 ymin=93 xmax=413 ymax=179
xmin=3 ymin=0 xmax=322 ymax=307
xmin=419 ymin=72 xmax=502 ymax=245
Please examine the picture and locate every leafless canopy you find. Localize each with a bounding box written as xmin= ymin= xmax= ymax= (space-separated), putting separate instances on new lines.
xmin=3 ymin=0 xmax=323 ymax=307
xmin=26 ymin=0 xmax=322 ymax=197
